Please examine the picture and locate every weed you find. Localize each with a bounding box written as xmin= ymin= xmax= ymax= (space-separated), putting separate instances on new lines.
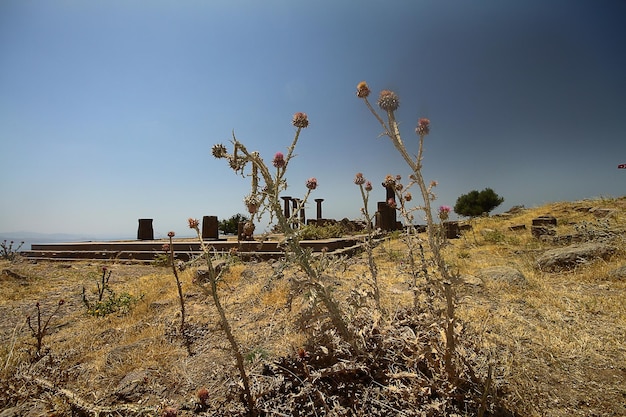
xmin=187 ymin=218 xmax=256 ymax=416
xmin=165 ymin=232 xmax=187 ymax=346
xmin=297 ymin=223 xmax=345 ymax=240
xmin=82 ymin=267 xmax=140 ymax=317
xmin=1 ymin=240 xmax=24 ymax=261
xmin=483 ymin=229 xmax=506 ymax=244
xmin=358 ymin=81 xmax=458 ymax=377
xmin=26 ymin=299 xmax=64 ymax=361
xmin=354 ymin=172 xmax=382 ymax=311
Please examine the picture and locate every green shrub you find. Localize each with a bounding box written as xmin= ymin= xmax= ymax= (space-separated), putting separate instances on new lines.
xmin=298 ymin=224 xmax=345 ymax=240
xmin=454 ymin=188 xmax=504 ymax=218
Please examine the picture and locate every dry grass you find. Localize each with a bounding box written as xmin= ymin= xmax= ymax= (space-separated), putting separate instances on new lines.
xmin=1 ymin=197 xmax=625 ymax=416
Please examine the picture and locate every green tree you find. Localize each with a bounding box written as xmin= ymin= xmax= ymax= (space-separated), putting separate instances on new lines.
xmin=454 ymin=188 xmax=504 ymax=218
xmin=219 ymin=213 xmax=249 ymax=234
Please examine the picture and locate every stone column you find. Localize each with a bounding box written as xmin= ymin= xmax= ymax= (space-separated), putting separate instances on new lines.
xmin=314 ymin=198 xmax=324 ymax=220
xmin=202 ymin=216 xmax=219 ymax=240
xmin=380 ymin=185 xmax=398 ymax=231
xmin=292 ymin=198 xmax=301 ymax=227
xmin=281 ymin=196 xmax=292 ymax=218
xmin=137 ymin=219 xmax=154 ymax=240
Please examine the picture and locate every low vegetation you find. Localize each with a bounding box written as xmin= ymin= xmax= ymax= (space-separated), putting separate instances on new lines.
xmin=0 ymin=198 xmax=624 ymax=416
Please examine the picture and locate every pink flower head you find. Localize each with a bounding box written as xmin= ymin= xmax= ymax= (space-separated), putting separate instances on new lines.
xmin=292 ymin=112 xmax=309 ymax=128
xmin=364 ymin=181 xmax=373 ymax=192
xmin=306 ymin=177 xmax=318 ymax=190
xmin=167 ymin=231 xmax=175 ymax=238
xmin=416 ymin=118 xmax=430 ymax=136
xmin=354 ymin=172 xmax=365 ymax=185
xmin=439 ymin=205 xmax=452 ymax=221
xmin=387 ymin=198 xmax=397 ymax=209
xmin=272 ymin=152 xmax=286 ymax=168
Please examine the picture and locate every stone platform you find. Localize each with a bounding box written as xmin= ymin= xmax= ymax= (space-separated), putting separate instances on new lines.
xmin=21 ymin=236 xmax=370 ymax=263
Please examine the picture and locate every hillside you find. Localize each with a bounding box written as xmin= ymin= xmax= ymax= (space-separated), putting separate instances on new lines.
xmin=1 ymin=197 xmax=625 ymax=416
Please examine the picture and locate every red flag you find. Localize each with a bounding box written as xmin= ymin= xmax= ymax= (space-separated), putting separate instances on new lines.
xmin=619 ymin=164 xmax=626 ymax=169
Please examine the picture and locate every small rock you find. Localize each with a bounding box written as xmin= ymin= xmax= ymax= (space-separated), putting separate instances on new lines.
xmin=477 ymin=266 xmax=527 ymax=286
xmin=608 ymin=265 xmax=626 ymax=280
xmin=509 ymin=224 xmax=526 ymax=231
xmin=590 ymin=208 xmax=617 ymax=218
xmin=461 ymin=274 xmax=483 ymax=286
xmin=537 ymin=242 xmax=616 ymax=272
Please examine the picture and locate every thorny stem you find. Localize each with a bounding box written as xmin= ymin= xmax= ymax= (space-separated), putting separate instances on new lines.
xmin=193 ymin=228 xmax=257 ymax=416
xmin=168 ymin=236 xmax=187 ymax=340
xmin=358 ymin=183 xmax=382 ymax=312
xmin=223 ymin=130 xmax=354 ymax=344
xmin=27 ymin=300 xmax=64 ymax=358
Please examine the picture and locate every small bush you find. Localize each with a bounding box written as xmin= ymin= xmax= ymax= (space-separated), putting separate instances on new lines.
xmin=82 ymin=267 xmax=140 ymax=317
xmin=298 ymin=224 xmax=345 ymax=240
xmin=1 ymin=240 xmax=24 ymax=261
xmin=454 ymin=188 xmax=504 ymax=218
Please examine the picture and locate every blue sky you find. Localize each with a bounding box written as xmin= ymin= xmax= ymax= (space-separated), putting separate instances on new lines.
xmin=1 ymin=1 xmax=625 ymax=238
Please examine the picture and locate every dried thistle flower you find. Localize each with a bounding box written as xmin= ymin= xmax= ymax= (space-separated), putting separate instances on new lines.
xmin=404 ymin=192 xmax=412 ymax=202
xmin=244 ymin=194 xmax=259 ymax=214
xmin=377 ymin=90 xmax=399 ymax=112
xmin=188 ymin=218 xmax=200 ymax=230
xmin=356 ymin=81 xmax=370 ymax=98
xmin=297 ymin=347 xmax=310 ymax=360
xmin=292 ymin=112 xmax=309 ymax=128
xmin=272 ymin=152 xmax=286 ymax=168
xmin=382 ymin=174 xmax=396 ymax=188
xmin=416 ymin=118 xmax=430 ymax=136
xmin=197 ymin=387 xmax=210 ymax=406
xmin=387 ymin=198 xmax=397 ymax=209
xmin=306 ymin=177 xmax=318 ymax=190
xmin=365 ymin=181 xmax=373 ymax=192
xmin=211 ymin=143 xmax=228 ymax=158
xmin=167 ymin=231 xmax=175 ymax=238
xmin=354 ymin=172 xmax=365 ymax=185
xmin=242 ymin=221 xmax=255 ymax=237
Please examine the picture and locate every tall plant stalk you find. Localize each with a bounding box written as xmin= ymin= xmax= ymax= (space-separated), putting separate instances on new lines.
xmin=212 ymin=113 xmax=353 ymax=344
xmin=187 ymin=219 xmax=256 ymax=416
xmin=357 ymin=81 xmax=457 ymax=376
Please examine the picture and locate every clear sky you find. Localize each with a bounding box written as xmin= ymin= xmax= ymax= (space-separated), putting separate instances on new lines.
xmin=1 ymin=1 xmax=625 ymax=238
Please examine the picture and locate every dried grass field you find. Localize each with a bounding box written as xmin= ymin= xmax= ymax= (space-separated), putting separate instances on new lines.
xmin=1 ymin=198 xmax=625 ymax=416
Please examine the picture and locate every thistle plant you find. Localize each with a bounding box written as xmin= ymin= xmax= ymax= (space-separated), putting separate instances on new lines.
xmin=166 ymin=232 xmax=187 ymax=345
xmin=357 ymin=81 xmax=457 ymax=375
xmin=354 ymin=173 xmax=382 ymax=312
xmin=1 ymin=240 xmax=24 ymax=261
xmin=187 ymin=218 xmax=256 ymax=416
xmin=26 ymin=299 xmax=65 ymax=361
xmin=212 ymin=113 xmax=353 ymax=344
xmin=82 ymin=267 xmax=138 ymax=317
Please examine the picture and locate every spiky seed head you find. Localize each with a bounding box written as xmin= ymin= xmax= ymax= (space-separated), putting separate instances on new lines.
xmin=377 ymin=90 xmax=399 ymax=112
